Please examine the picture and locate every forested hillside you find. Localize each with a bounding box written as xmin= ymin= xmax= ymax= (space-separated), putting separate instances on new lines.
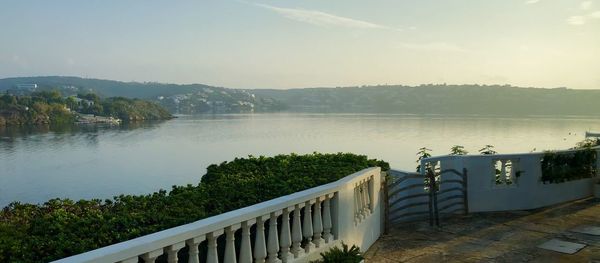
xmin=3 ymin=77 xmax=600 ymax=116
xmin=254 ymin=84 xmax=600 ymax=116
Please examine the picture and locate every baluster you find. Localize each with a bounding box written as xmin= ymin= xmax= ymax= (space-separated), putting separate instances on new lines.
xmin=120 ymin=257 xmax=139 ymax=263
xmin=353 ymin=184 xmax=360 ymax=223
xmin=509 ymin=160 xmax=516 ymax=183
xmin=312 ymin=197 xmax=324 ymax=248
xmin=279 ymin=208 xmax=293 ymax=262
xmin=365 ymin=178 xmax=372 ymax=214
xmin=239 ymin=221 xmax=254 ymax=263
xmin=500 ymin=160 xmax=507 ymax=185
xmin=166 ymin=242 xmax=186 ymax=263
xmin=360 ymin=181 xmax=368 ymax=218
xmin=290 ymin=204 xmax=304 ymax=258
xmin=254 ymin=216 xmax=267 ymax=263
xmin=302 ymin=201 xmax=314 ymax=253
xmin=431 ymin=162 xmax=438 ymax=190
xmin=207 ymin=232 xmax=221 ymax=263
xmin=186 ymin=236 xmax=205 ymax=263
xmin=224 ymin=226 xmax=237 ymax=263
xmin=141 ymin=249 xmax=163 ymax=263
xmin=322 ymin=195 xmax=333 ymax=243
xmin=267 ymin=212 xmax=280 ymax=263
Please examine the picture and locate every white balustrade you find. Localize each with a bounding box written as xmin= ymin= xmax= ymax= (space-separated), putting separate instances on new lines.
xmin=52 ymin=167 xmax=384 ymax=263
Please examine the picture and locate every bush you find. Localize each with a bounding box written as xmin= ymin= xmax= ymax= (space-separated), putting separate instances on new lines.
xmin=0 ymin=153 xmax=388 ymax=262
xmin=541 ymin=148 xmax=597 ymax=184
xmin=311 ymin=242 xmax=363 ymax=263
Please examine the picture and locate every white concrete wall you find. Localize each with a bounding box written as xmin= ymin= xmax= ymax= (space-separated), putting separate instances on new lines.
xmin=423 ymin=148 xmax=599 ymax=213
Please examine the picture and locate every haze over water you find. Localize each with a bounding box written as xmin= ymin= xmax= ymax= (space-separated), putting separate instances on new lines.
xmin=1 ymin=113 xmax=599 ymax=207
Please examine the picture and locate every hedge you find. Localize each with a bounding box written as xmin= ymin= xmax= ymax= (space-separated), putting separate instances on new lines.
xmin=0 ymin=152 xmax=389 ymax=262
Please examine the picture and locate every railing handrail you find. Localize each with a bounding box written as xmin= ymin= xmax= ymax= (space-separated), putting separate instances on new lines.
xmin=53 ymin=167 xmax=380 ymax=263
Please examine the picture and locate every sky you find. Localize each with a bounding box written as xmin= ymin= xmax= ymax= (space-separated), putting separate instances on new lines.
xmin=0 ymin=0 xmax=599 ymax=89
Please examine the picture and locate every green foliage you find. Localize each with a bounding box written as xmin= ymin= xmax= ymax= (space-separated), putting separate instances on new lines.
xmin=541 ymin=148 xmax=597 ymax=184
xmin=101 ymin=97 xmax=172 ymax=121
xmin=200 ymin=153 xmax=389 ymax=214
xmin=478 ymin=145 xmax=497 ymax=155
xmin=574 ymin=138 xmax=600 ymax=149
xmin=311 ymin=242 xmax=363 ymax=263
xmin=0 ymin=91 xmax=172 ymax=126
xmin=450 ymin=145 xmax=468 ymax=155
xmin=0 ymin=92 xmax=75 ymax=126
xmin=0 ymin=153 xmax=388 ymax=262
xmin=415 ymin=147 xmax=432 ymax=172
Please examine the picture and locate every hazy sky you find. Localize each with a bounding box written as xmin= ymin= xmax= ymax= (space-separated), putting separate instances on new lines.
xmin=1 ymin=0 xmax=599 ymax=89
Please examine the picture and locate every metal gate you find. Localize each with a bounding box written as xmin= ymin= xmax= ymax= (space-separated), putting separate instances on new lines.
xmin=385 ymin=167 xmax=468 ymax=229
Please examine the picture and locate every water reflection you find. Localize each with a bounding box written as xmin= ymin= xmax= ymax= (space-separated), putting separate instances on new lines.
xmin=1 ymin=114 xmax=599 ymax=207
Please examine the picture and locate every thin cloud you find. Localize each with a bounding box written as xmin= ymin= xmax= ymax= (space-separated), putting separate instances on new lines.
xmin=567 ymin=15 xmax=586 ymax=25
xmin=566 ymin=10 xmax=600 ymax=25
xmin=396 ymin=42 xmax=470 ymax=53
xmin=255 ymin=3 xmax=401 ymax=31
xmin=581 ymin=1 xmax=593 ymax=10
xmin=525 ymin=0 xmax=541 ymax=4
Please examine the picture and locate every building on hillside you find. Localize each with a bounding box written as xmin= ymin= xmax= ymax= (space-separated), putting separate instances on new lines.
xmin=15 ymin=84 xmax=38 ymax=91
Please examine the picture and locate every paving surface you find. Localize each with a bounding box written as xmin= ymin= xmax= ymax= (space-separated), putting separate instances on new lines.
xmin=364 ymin=198 xmax=600 ymax=263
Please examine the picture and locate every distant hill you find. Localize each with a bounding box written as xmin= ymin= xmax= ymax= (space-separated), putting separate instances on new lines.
xmin=0 ymin=76 xmax=222 ymax=98
xmin=0 ymin=76 xmax=286 ymax=114
xmin=2 ymin=77 xmax=600 ymax=117
xmin=253 ymin=85 xmax=600 ymax=117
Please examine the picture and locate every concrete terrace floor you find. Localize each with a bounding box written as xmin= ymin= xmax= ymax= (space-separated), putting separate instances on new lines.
xmin=364 ymin=198 xmax=600 ymax=263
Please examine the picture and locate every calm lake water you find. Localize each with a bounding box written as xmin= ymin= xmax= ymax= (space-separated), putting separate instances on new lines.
xmin=1 ymin=113 xmax=600 ymax=207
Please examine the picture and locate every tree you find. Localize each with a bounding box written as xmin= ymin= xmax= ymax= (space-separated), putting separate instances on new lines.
xmin=65 ymin=97 xmax=78 ymax=110
xmin=450 ymin=145 xmax=468 ymax=155
xmin=479 ymin=145 xmax=497 ymax=155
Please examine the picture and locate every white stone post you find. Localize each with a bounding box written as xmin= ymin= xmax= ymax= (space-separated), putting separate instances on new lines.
xmin=279 ymin=208 xmax=293 ymax=262
xmin=353 ymin=184 xmax=360 ymax=223
xmin=141 ymin=249 xmax=163 ymax=263
xmin=312 ymin=197 xmax=324 ymax=247
xmin=119 ymin=257 xmax=139 ymax=263
xmin=290 ymin=204 xmax=304 ymax=258
xmin=239 ymin=221 xmax=254 ymax=263
xmin=166 ymin=242 xmax=186 ymax=263
xmin=500 ymin=160 xmax=507 ymax=185
xmin=322 ymin=195 xmax=333 ymax=243
xmin=224 ymin=226 xmax=237 ymax=263
xmin=254 ymin=216 xmax=267 ymax=263
xmin=302 ymin=201 xmax=314 ymax=253
xmin=207 ymin=232 xmax=220 ymax=263
xmin=267 ymin=212 xmax=280 ymax=263
xmin=186 ymin=236 xmax=205 ymax=263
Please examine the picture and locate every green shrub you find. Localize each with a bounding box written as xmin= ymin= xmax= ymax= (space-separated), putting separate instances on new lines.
xmin=0 ymin=153 xmax=388 ymax=262
xmin=541 ymin=148 xmax=597 ymax=184
xmin=311 ymin=242 xmax=363 ymax=263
